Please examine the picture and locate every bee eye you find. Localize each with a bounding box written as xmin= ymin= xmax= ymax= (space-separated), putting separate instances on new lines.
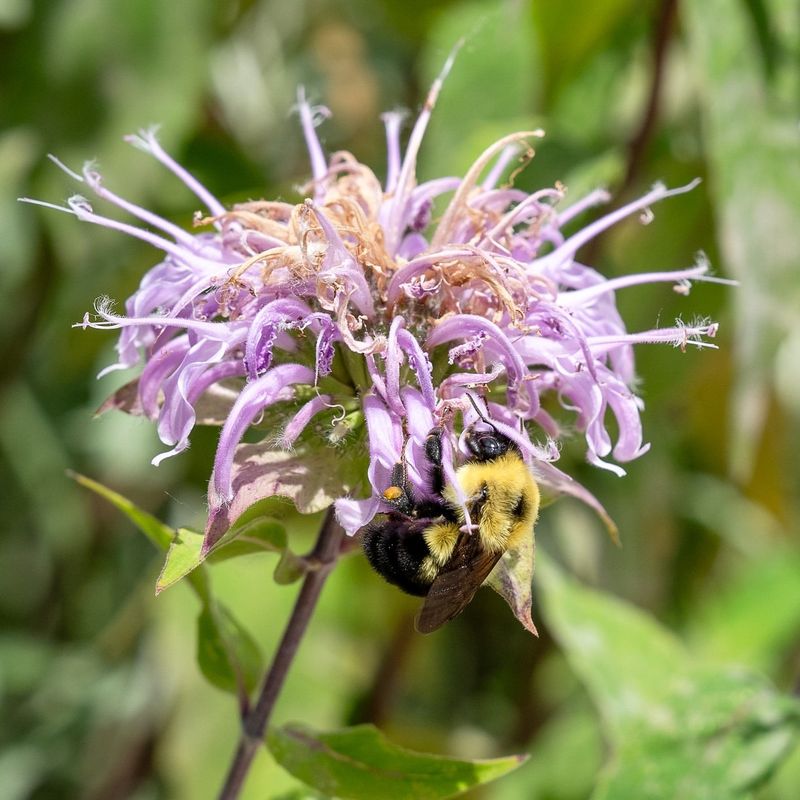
xmin=480 ymin=436 xmax=502 ymax=457
xmin=466 ymin=432 xmax=506 ymax=460
xmin=465 ymin=427 xmax=511 ymax=460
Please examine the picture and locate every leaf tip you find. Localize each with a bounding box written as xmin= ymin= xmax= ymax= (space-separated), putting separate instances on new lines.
xmin=605 ymin=517 xmax=621 ymax=547
xmin=521 ymin=614 xmax=539 ymax=637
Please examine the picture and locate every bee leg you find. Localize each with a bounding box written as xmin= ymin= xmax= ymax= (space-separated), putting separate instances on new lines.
xmin=424 ymin=427 xmax=445 ymax=495
xmin=381 ymin=460 xmax=416 ymax=516
xmin=417 ymin=427 xmax=462 ymax=523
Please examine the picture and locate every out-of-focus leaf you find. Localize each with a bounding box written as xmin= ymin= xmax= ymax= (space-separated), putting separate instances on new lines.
xmin=560 ymin=150 xmax=625 ymax=210
xmin=0 ymin=635 xmax=53 ymax=696
xmin=684 ymin=0 xmax=800 ymax=479
xmin=196 ymin=603 xmax=263 ymax=696
xmin=740 ymin=0 xmax=779 ymax=78
xmin=537 ymin=554 xmax=685 ymax=738
xmin=531 ymin=0 xmax=639 ymax=104
xmin=775 ymin=324 xmax=800 ymax=417
xmin=486 ymin=531 xmax=537 ymax=635
xmin=1 ymin=384 xmax=91 ymax=555
xmin=0 ymin=0 xmax=31 ymax=29
xmin=46 ymin=0 xmax=216 ymax=197
xmin=0 ymin=127 xmax=39 ymax=296
xmin=688 ymin=550 xmax=800 ymax=674
xmin=270 ymin=790 xmax=331 ymax=800
xmin=266 ymin=724 xmax=526 ymax=800
xmin=537 ymin=554 xmax=800 ymax=798
xmin=70 ymin=471 xmax=172 ymax=551
xmin=204 ymin=443 xmax=368 ymax=550
xmin=679 ymin=473 xmax=784 ymax=555
xmin=419 ymin=0 xmax=540 ymax=178
xmin=0 ymin=745 xmax=45 ymax=800
xmin=768 ymin=742 xmax=800 ymax=800
xmin=530 ymin=459 xmax=620 ymax=544
xmin=594 ymin=669 xmax=800 ymax=800
xmin=491 ymin=701 xmax=602 ymax=800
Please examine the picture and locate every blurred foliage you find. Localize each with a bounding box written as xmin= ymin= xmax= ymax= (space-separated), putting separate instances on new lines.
xmin=1 ymin=0 xmax=799 ymax=798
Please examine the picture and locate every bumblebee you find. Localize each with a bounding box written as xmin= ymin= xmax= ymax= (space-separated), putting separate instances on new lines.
xmin=361 ymin=417 xmax=540 ymax=633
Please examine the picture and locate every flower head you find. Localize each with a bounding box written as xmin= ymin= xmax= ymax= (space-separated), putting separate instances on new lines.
xmin=33 ymin=61 xmax=728 ymax=563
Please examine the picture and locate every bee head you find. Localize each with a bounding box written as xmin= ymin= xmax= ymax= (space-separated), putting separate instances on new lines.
xmin=462 ymin=394 xmax=516 ymax=462
xmin=464 ymin=428 xmax=512 ymax=462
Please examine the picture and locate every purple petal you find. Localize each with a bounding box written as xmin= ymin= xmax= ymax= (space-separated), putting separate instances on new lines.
xmin=280 ymin=394 xmax=333 ymax=448
xmin=397 ymin=329 xmax=435 ymax=411
xmin=153 ymin=338 xmax=229 ymax=464
xmin=530 ymin=459 xmax=620 ymax=544
xmin=124 ymin=128 xmax=225 ymax=218
xmin=244 ymin=298 xmax=311 ymax=381
xmin=211 ymin=364 xmax=315 ymax=502
xmin=335 ymin=496 xmax=381 ymax=537
xmin=138 ymin=336 xmax=191 ymax=418
xmin=296 ymin=88 xmax=331 ymax=196
xmin=383 ymin=317 xmax=409 ymax=419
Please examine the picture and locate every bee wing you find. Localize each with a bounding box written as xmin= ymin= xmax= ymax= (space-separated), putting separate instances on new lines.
xmin=415 ymin=531 xmax=504 ymax=634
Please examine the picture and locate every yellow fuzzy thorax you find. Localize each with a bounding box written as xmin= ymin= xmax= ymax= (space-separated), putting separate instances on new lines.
xmin=422 ymin=453 xmax=540 ymax=569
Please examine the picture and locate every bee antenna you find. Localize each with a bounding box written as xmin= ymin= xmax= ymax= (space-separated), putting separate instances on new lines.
xmin=465 ymin=393 xmax=497 ymax=430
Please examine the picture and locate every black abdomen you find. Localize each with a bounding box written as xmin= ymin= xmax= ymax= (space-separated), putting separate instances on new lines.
xmin=361 ymin=515 xmax=436 ymax=596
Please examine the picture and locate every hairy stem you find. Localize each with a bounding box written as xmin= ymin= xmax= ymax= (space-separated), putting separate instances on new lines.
xmin=217 ymin=508 xmax=344 ymax=800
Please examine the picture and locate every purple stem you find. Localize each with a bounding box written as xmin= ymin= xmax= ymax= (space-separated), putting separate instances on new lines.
xmin=216 ymin=508 xmax=344 ymax=800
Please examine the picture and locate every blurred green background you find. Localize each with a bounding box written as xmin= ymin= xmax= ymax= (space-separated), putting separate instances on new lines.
xmin=1 ymin=0 xmax=799 ymax=798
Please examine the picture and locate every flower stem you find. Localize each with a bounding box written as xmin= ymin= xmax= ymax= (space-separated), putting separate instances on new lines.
xmin=217 ymin=507 xmax=344 ymax=800
xmin=619 ymin=0 xmax=678 ymax=196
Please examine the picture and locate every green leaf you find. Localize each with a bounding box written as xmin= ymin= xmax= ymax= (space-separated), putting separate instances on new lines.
xmin=69 ymin=471 xmax=173 ymax=551
xmin=72 ymin=474 xmax=210 ymax=599
xmin=486 ymin=530 xmax=537 ymax=635
xmin=71 ymin=473 xmax=262 ymax=696
xmin=537 ymin=553 xmax=685 ymax=738
xmin=205 ymin=442 xmax=368 ymax=550
xmin=491 ymin=701 xmax=602 ymax=800
xmin=267 ymin=724 xmax=526 ymax=800
xmin=273 ymin=548 xmax=308 ymax=586
xmin=208 ymin=518 xmax=288 ymax=563
xmin=536 ymin=554 xmax=800 ymax=798
xmin=156 ymin=528 xmax=206 ymax=595
xmin=560 ymin=149 xmax=625 ymax=209
xmin=196 ymin=603 xmax=263 ymax=696
xmin=595 ymin=669 xmax=800 ymax=800
xmin=688 ymin=550 xmax=800 ymax=674
xmin=158 ymin=504 xmax=306 ymax=593
xmin=270 ymin=790 xmax=331 ymax=800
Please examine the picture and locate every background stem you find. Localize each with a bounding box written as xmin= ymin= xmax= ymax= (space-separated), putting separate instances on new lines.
xmin=217 ymin=508 xmax=344 ymax=800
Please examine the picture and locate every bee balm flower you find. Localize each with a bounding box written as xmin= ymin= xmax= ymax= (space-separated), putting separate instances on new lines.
xmin=31 ymin=62 xmax=727 ymax=565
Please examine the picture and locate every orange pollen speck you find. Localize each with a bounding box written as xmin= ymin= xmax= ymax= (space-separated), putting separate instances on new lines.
xmin=383 ymin=486 xmax=403 ymax=501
